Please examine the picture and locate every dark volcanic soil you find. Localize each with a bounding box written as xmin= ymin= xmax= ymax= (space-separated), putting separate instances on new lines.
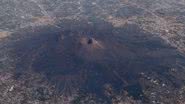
xmin=7 ymin=19 xmax=185 ymax=103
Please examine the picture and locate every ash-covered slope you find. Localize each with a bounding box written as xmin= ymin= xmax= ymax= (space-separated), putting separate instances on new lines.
xmin=4 ymin=19 xmax=185 ymax=104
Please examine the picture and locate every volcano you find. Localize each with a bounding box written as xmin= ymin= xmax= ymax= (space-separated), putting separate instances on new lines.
xmin=7 ymin=19 xmax=185 ymax=103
